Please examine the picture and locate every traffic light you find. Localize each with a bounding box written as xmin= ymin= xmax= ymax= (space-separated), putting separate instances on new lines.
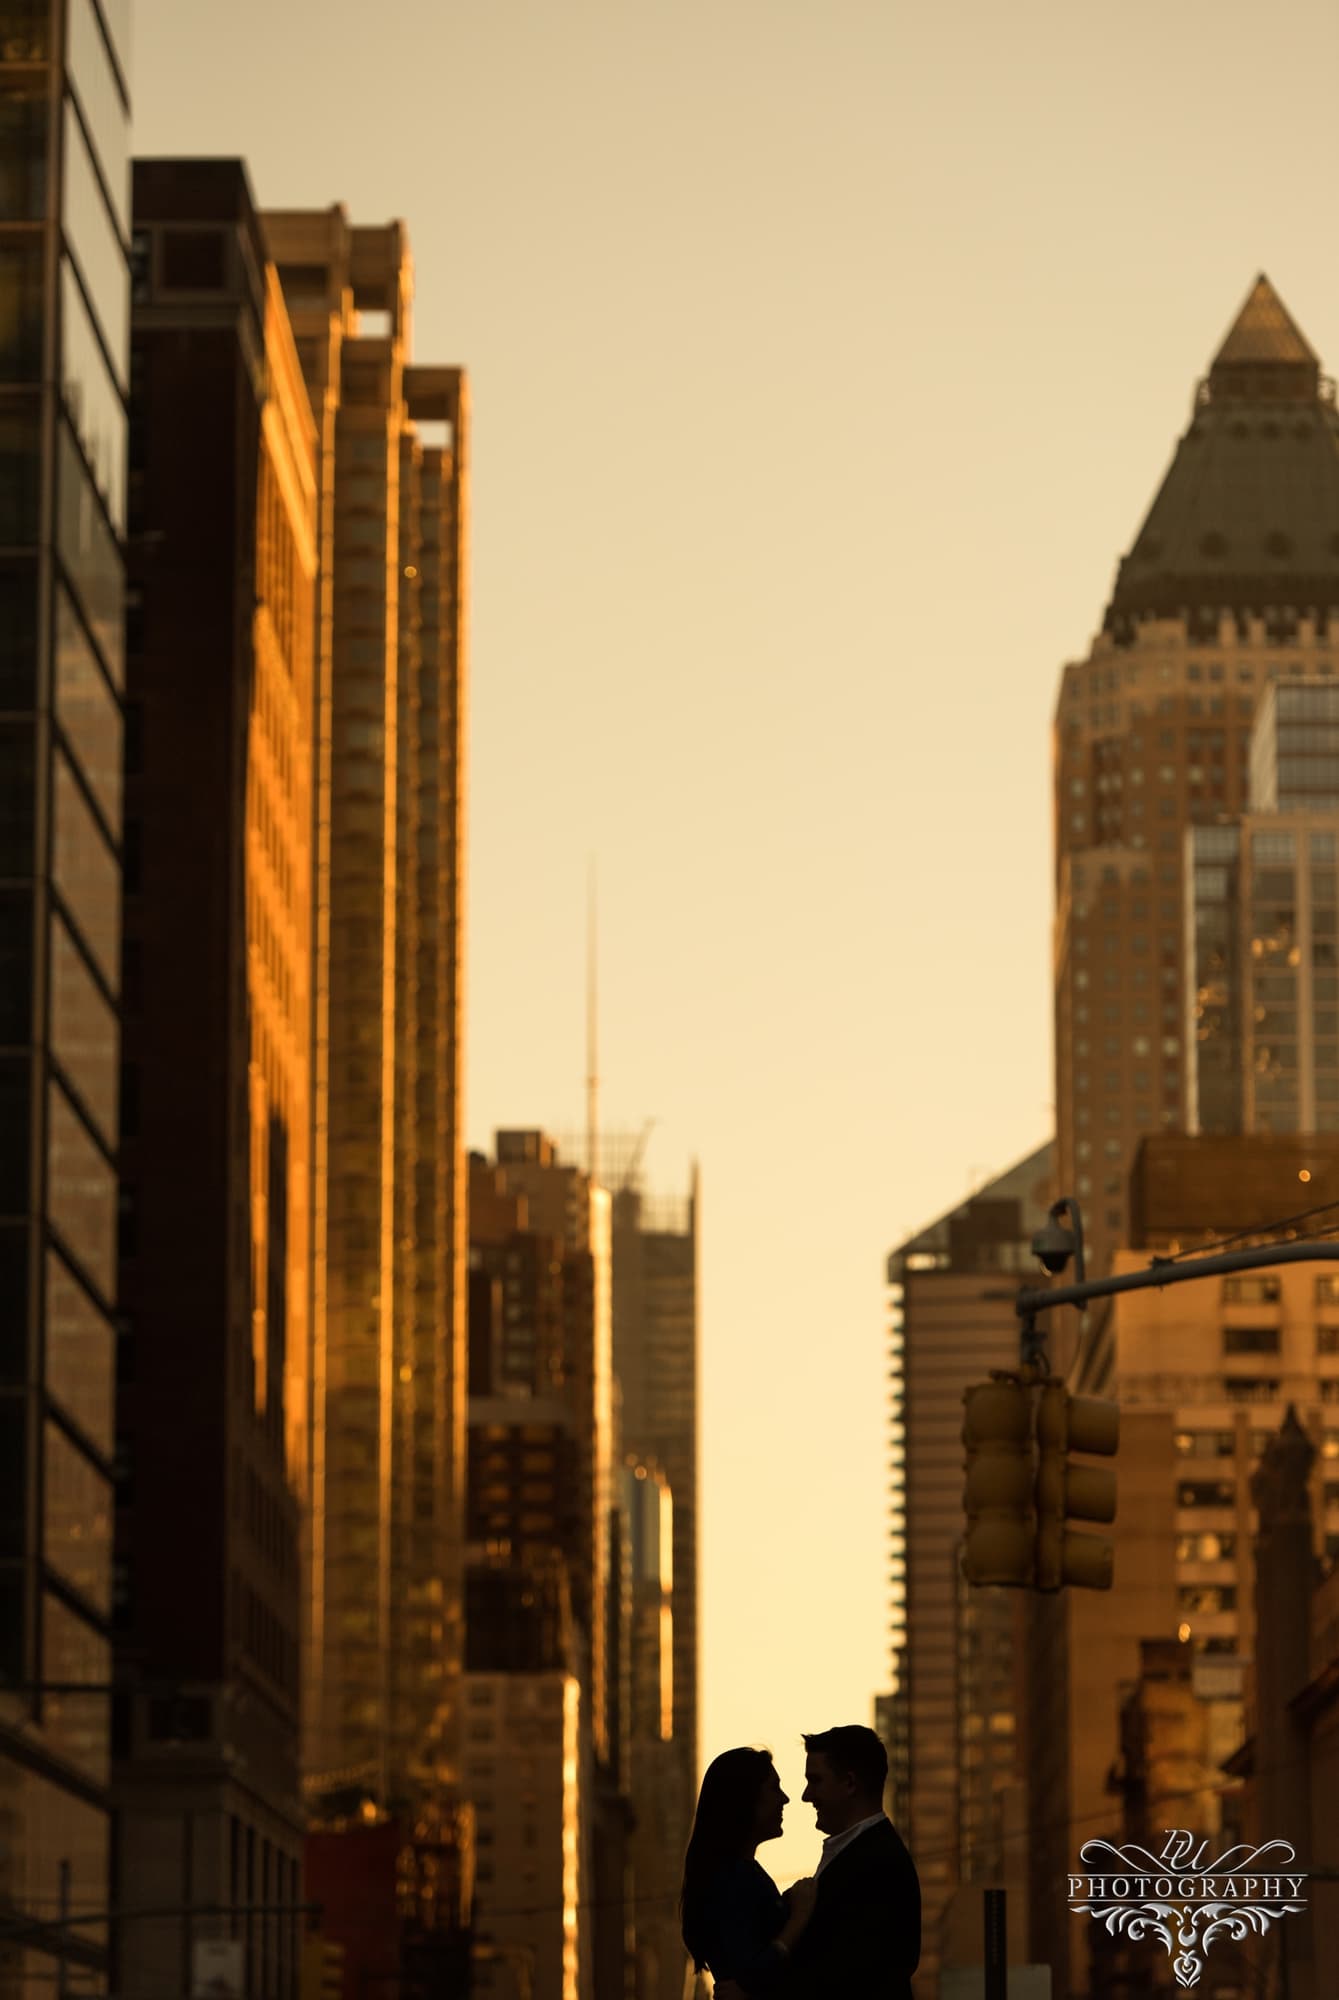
xmin=961 ymin=1376 xmax=1035 ymax=1586
xmin=1034 ymin=1382 xmax=1119 ymax=1591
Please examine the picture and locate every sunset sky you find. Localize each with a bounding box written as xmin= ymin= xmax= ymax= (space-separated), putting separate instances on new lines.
xmin=134 ymin=0 xmax=1339 ymax=1890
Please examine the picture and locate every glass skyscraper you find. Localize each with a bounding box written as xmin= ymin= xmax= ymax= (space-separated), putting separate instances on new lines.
xmin=0 ymin=2 xmax=129 ymax=1994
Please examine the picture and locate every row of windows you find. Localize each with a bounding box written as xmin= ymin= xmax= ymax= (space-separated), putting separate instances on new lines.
xmin=1072 ymin=931 xmax=1180 ymax=957
xmin=1074 ymin=1035 xmax=1180 ymax=1059
xmin=1222 ymin=1275 xmax=1339 ymax=1305
xmin=1074 ymin=759 xmax=1244 ymax=799
xmin=1088 ymin=848 xmax=1190 ymax=884
xmin=1073 ymin=862 xmax=1183 ymax=891
xmin=1074 ymin=1100 xmax=1174 ymax=1130
xmin=1071 ymin=999 xmax=1179 ymax=1026
xmin=1072 ymin=966 xmax=1180 ymax=992
xmin=1176 ymin=1532 xmax=1235 ymax=1561
xmin=1072 ymin=695 xmax=1259 ymax=732
xmin=1075 ymin=1070 xmax=1177 ymax=1100
xmin=1204 ymin=1377 xmax=1339 ymax=1404
xmin=1238 ymin=1009 xmax=1339 ymax=1039
xmin=1179 ymin=1584 xmax=1236 ymax=1614
xmin=1175 ymin=1431 xmax=1339 ymax=1479
xmin=1069 ymin=659 xmax=1328 ymax=698
xmin=1074 ymin=1133 xmax=1168 ymax=1163
xmin=1071 ymin=902 xmax=1182 ymax=930
xmin=1074 ymin=665 xmax=1339 ymax=725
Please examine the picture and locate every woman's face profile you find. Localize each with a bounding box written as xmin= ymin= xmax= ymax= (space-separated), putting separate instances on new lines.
xmin=751 ymin=1761 xmax=788 ymax=1844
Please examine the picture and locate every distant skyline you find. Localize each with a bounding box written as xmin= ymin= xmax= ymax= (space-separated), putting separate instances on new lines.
xmin=133 ymin=0 xmax=1339 ymax=1891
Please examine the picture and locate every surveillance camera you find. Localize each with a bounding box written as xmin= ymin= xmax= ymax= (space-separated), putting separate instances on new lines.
xmin=1031 ymin=1219 xmax=1076 ymax=1276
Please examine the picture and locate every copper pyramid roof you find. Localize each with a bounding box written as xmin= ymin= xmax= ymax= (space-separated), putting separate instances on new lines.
xmin=1211 ymin=274 xmax=1317 ymax=373
xmin=1104 ymin=278 xmax=1339 ymax=636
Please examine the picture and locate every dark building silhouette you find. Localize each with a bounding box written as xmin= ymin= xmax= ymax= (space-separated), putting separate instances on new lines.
xmin=113 ymin=159 xmax=317 ymax=2000
xmin=0 ymin=3 xmax=130 ymax=1990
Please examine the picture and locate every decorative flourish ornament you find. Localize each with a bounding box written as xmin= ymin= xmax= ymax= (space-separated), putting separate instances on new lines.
xmin=1068 ymin=1830 xmax=1306 ymax=1989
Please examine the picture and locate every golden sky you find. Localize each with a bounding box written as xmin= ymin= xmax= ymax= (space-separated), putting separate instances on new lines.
xmin=134 ymin=0 xmax=1339 ymax=1892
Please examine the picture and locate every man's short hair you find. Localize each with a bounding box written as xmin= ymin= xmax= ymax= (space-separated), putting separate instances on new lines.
xmin=804 ymin=1725 xmax=888 ymax=1801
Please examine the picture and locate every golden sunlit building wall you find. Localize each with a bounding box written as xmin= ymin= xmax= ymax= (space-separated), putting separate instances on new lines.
xmin=461 ymin=1672 xmax=586 ymax=2000
xmin=1055 ymin=277 xmax=1339 ymax=1278
xmin=115 ymin=159 xmax=317 ymax=2000
xmin=263 ymin=209 xmax=470 ymax=1818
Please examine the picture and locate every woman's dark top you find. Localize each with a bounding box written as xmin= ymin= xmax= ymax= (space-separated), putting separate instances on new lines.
xmin=693 ymin=1856 xmax=790 ymax=1992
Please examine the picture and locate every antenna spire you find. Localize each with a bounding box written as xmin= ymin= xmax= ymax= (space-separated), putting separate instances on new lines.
xmin=586 ymin=859 xmax=598 ymax=1186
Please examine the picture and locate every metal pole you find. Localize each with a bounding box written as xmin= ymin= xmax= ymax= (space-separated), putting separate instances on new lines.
xmin=984 ymin=1886 xmax=1006 ymax=2000
xmin=56 ymin=1859 xmax=70 ymax=2000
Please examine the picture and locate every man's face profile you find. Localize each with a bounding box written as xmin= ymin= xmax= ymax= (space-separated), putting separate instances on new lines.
xmin=801 ymin=1751 xmax=852 ymax=1835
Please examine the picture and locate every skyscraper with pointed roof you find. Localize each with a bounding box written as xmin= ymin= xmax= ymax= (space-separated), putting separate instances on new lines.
xmin=1054 ymin=276 xmax=1339 ymax=1274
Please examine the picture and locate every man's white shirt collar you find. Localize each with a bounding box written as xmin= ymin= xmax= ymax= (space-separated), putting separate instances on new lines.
xmin=815 ymin=1811 xmax=886 ymax=1876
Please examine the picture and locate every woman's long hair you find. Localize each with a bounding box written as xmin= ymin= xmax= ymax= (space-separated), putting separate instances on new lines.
xmin=680 ymin=1747 xmax=776 ymax=1971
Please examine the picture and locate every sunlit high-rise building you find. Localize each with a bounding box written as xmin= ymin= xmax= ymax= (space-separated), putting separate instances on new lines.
xmin=0 ymin=4 xmax=130 ymax=1992
xmin=1054 ymin=276 xmax=1339 ymax=1276
xmin=263 ymin=209 xmax=470 ymax=1815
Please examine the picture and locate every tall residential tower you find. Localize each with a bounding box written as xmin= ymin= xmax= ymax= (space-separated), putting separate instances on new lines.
xmin=263 ymin=210 xmax=470 ymax=1817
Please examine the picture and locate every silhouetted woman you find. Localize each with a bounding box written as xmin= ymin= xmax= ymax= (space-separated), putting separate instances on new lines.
xmin=680 ymin=1748 xmax=817 ymax=1992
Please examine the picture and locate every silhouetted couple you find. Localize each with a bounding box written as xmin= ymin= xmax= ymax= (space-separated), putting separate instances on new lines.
xmin=680 ymin=1725 xmax=920 ymax=1997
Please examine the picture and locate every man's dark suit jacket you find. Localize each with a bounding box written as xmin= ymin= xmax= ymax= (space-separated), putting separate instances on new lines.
xmin=786 ymin=1816 xmax=920 ymax=1997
